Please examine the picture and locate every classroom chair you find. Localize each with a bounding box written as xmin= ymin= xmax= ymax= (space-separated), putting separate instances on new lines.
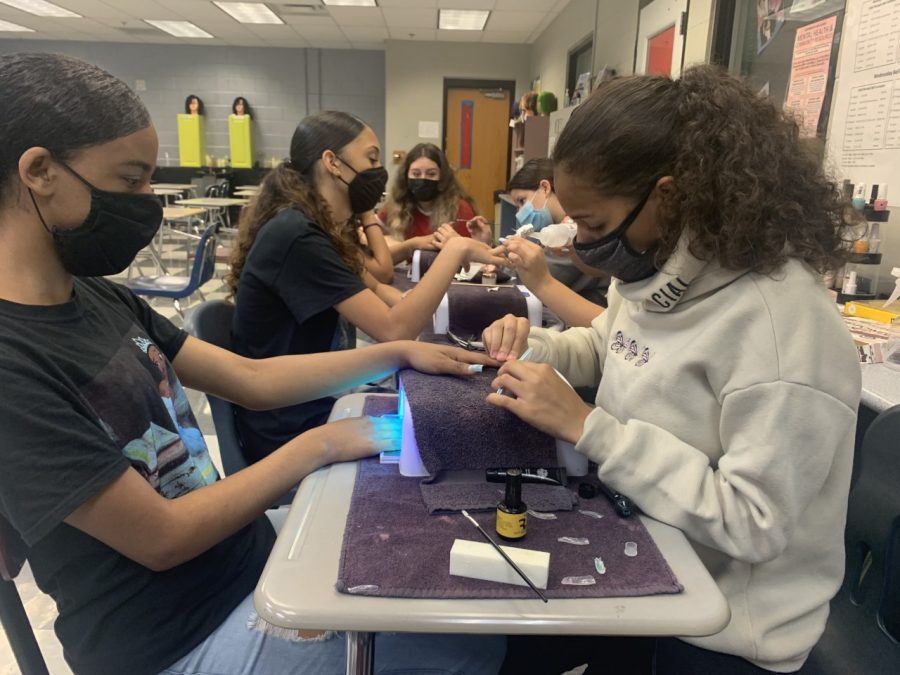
xmin=800 ymin=404 xmax=900 ymax=674
xmin=126 ymin=224 xmax=218 ymax=317
xmin=182 ymin=300 xmax=294 ymax=508
xmin=0 ymin=517 xmax=49 ymax=675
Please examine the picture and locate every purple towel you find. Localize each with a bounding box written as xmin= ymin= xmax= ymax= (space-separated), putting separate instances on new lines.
xmin=420 ymin=477 xmax=577 ymax=514
xmin=447 ymin=285 xmax=527 ymax=341
xmin=417 ymin=250 xmax=439 ymax=278
xmin=398 ymin=370 xmax=572 ymax=513
xmin=336 ymin=459 xmax=683 ymax=599
xmin=399 ymin=369 xmax=556 ymax=473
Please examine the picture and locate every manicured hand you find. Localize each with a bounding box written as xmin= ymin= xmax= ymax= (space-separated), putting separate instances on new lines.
xmin=481 ymin=313 xmax=530 ymax=362
xmin=405 ymin=342 xmax=498 ymax=376
xmin=458 ymin=238 xmax=508 ymax=267
xmin=315 ymin=416 xmax=402 ymax=464
xmin=433 ymin=222 xmax=461 ymax=249
xmin=498 ymin=236 xmax=552 ymax=293
xmin=487 ymin=360 xmax=591 ymax=444
xmin=465 ymin=216 xmax=493 ymax=243
xmin=409 ymin=234 xmax=437 ymax=251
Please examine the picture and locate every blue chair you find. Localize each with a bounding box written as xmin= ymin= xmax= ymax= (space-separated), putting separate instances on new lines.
xmin=0 ymin=517 xmax=49 ymax=675
xmin=182 ymin=300 xmax=247 ymax=477
xmin=126 ymin=224 xmax=218 ymax=317
xmin=800 ymin=404 xmax=900 ymax=673
xmin=182 ymin=300 xmax=293 ymax=507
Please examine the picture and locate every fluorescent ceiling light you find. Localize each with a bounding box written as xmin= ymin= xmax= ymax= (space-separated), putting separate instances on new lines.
xmin=0 ymin=0 xmax=79 ymax=18
xmin=145 ymin=20 xmax=214 ymax=39
xmin=0 ymin=18 xmax=34 ymax=31
xmin=439 ymin=9 xmax=489 ymax=31
xmin=214 ymin=2 xmax=283 ymax=25
xmin=322 ymin=0 xmax=378 ymax=7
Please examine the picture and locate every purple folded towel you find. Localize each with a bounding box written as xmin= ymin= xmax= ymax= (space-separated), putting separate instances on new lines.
xmin=399 ymin=369 xmax=556 ymax=473
xmin=447 ymin=284 xmax=527 ymax=341
xmin=336 ymin=459 xmax=683 ymax=599
xmin=397 ymin=371 xmax=572 ymax=513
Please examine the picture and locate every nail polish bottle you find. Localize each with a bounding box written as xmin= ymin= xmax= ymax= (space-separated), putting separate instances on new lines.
xmin=852 ymin=182 xmax=867 ymax=211
xmin=496 ymin=469 xmax=528 ymax=541
xmin=874 ymin=184 xmax=888 ymax=211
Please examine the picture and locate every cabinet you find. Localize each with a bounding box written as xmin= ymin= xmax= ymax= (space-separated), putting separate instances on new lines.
xmin=509 ymin=115 xmax=550 ymax=177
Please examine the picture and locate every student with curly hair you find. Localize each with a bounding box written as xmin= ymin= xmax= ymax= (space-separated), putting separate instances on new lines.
xmin=378 ymin=143 xmax=493 ymax=265
xmin=484 ymin=66 xmax=861 ymax=673
xmin=227 ymin=112 xmax=504 ymax=461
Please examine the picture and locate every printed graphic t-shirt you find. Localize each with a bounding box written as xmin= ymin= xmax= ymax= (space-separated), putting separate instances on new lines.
xmin=0 ymin=278 xmax=275 ymax=675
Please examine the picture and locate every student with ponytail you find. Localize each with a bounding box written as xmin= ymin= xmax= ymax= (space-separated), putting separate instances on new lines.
xmin=228 ymin=112 xmax=504 ymax=461
xmin=0 ymin=54 xmax=503 ymax=675
xmin=485 ymin=66 xmax=860 ymax=673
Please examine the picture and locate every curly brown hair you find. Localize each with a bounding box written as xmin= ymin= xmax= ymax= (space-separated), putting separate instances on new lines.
xmin=552 ymin=65 xmax=857 ymax=275
xmin=226 ymin=111 xmax=368 ymax=297
xmin=383 ymin=143 xmax=478 ymax=239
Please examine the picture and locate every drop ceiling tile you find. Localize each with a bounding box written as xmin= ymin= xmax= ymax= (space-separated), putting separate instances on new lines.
xmin=380 ymin=7 xmax=437 ymax=28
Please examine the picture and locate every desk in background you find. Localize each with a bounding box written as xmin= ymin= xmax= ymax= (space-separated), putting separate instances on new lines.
xmin=255 ymin=393 xmax=730 ymax=674
xmin=861 ymin=363 xmax=900 ymax=413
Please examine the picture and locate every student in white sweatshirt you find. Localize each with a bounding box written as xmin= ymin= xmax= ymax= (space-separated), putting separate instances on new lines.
xmin=484 ymin=66 xmax=861 ymax=674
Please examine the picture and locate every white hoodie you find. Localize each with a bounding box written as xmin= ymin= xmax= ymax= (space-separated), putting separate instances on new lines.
xmin=527 ymin=239 xmax=861 ymax=672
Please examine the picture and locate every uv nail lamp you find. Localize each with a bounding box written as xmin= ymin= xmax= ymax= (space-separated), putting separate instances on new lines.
xmin=433 ymin=285 xmax=543 ymax=335
xmin=397 ymin=377 xmax=589 ymax=478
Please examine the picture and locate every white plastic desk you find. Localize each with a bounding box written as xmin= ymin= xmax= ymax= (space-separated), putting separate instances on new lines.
xmin=254 ymin=393 xmax=730 ymax=674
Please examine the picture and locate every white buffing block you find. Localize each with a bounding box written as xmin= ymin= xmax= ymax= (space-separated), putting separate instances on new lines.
xmin=449 ymin=539 xmax=550 ymax=589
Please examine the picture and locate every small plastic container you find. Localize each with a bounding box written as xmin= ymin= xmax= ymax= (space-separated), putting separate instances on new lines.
xmin=839 ymin=253 xmax=882 ymax=302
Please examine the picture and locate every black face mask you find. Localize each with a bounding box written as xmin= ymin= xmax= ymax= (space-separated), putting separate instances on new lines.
xmin=408 ymin=178 xmax=441 ymax=203
xmin=572 ymin=183 xmax=658 ymax=284
xmin=336 ymin=155 xmax=388 ymax=213
xmin=29 ymin=163 xmax=162 ymax=277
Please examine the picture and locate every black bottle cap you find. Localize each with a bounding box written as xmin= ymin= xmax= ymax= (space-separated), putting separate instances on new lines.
xmin=578 ymin=482 xmax=597 ymax=499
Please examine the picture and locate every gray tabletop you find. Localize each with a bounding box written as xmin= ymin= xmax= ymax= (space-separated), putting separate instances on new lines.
xmin=254 ymin=394 xmax=730 ymax=638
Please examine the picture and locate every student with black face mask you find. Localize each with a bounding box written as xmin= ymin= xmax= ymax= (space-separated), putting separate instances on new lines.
xmin=227 ymin=112 xmax=504 ymax=461
xmin=378 ymin=143 xmax=493 ymax=265
xmin=0 ymin=53 xmax=505 ymax=675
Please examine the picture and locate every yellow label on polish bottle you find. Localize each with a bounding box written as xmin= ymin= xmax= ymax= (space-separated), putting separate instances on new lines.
xmin=496 ymin=508 xmax=527 ymax=540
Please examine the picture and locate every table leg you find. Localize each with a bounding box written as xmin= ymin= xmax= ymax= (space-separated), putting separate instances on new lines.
xmin=345 ymin=631 xmax=375 ymax=675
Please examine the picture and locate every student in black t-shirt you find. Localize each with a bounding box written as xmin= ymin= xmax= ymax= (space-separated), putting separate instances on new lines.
xmin=0 ymin=53 xmax=505 ymax=675
xmin=226 ymin=111 xmax=506 ymax=461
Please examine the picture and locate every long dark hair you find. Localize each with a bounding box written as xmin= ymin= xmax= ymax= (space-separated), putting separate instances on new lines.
xmin=0 ymin=53 xmax=150 ymax=201
xmin=227 ymin=110 xmax=368 ymax=296
xmin=384 ymin=142 xmax=477 ymax=239
xmin=552 ymin=65 xmax=856 ymax=274
xmin=508 ymin=158 xmax=554 ymax=191
xmin=184 ymin=94 xmax=204 ymax=115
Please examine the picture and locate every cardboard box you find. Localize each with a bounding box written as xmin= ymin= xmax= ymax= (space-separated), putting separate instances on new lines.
xmin=843 ymin=315 xmax=893 ymax=363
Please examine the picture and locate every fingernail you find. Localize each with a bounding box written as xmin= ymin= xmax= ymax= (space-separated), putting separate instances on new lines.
xmin=467 ymin=364 xmax=484 ymax=373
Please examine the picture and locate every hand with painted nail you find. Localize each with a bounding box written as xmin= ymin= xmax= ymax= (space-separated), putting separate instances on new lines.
xmin=486 ymin=360 xmax=591 ymax=444
xmin=403 ymin=341 xmax=498 ymax=377
xmin=481 ymin=313 xmax=531 ymax=362
xmin=433 ymin=222 xmax=461 ymax=250
xmin=500 ymin=237 xmax=553 ymax=295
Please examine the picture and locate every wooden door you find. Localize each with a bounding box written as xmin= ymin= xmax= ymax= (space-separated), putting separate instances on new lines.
xmin=444 ymin=87 xmax=511 ymax=219
xmin=636 ymin=0 xmax=688 ymax=78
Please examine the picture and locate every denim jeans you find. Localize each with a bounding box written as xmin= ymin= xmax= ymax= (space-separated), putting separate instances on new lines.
xmin=159 ymin=592 xmax=506 ymax=675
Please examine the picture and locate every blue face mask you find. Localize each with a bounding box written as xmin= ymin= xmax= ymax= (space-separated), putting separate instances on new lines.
xmin=515 ymin=190 xmax=555 ymax=231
